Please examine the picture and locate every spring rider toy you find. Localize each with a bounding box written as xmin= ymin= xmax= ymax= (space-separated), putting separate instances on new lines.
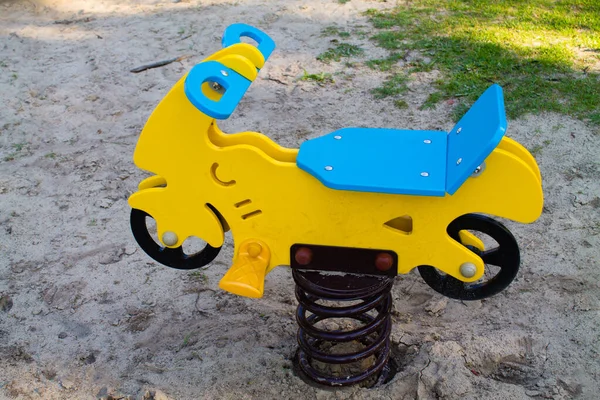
xmin=128 ymin=24 xmax=543 ymax=386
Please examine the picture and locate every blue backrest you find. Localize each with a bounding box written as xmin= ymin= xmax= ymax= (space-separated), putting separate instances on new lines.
xmin=445 ymin=84 xmax=507 ymax=194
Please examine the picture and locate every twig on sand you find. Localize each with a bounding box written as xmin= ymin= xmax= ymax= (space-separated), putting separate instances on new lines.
xmin=54 ymin=17 xmax=95 ymax=25
xmin=266 ymin=76 xmax=288 ymax=85
xmin=130 ymin=55 xmax=190 ymax=73
xmin=176 ymin=34 xmax=193 ymax=42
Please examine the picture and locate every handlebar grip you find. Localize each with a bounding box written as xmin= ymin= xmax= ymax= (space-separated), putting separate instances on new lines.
xmin=184 ymin=60 xmax=251 ymax=120
xmin=222 ymin=23 xmax=276 ymax=62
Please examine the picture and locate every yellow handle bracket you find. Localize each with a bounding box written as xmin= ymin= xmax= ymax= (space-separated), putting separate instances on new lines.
xmin=458 ymin=230 xmax=485 ymax=252
xmin=219 ymin=240 xmax=271 ymax=298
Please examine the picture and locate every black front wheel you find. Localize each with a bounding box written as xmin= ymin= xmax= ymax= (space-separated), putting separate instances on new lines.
xmin=130 ymin=208 xmax=221 ymax=270
xmin=418 ymin=214 xmax=520 ymax=300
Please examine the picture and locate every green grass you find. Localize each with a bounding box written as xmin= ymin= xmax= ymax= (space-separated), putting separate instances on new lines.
xmin=321 ymin=26 xmax=351 ymax=38
xmin=420 ymin=92 xmax=444 ymax=110
xmin=189 ymin=271 xmax=208 ymax=283
xmin=3 ymin=142 xmax=28 ymax=161
xmin=12 ymin=142 xmax=27 ymax=151
xmin=529 ymin=144 xmax=545 ymax=156
xmin=317 ymin=43 xmax=364 ymax=63
xmin=371 ymin=73 xmax=409 ymax=99
xmin=365 ymin=0 xmax=600 ymax=123
xmin=394 ymin=99 xmax=409 ymax=109
xmin=300 ymin=70 xmax=335 ymax=85
xmin=365 ymin=53 xmax=404 ymax=71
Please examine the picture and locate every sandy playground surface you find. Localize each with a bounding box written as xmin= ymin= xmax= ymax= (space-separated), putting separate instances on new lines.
xmin=1 ymin=0 xmax=599 ymax=399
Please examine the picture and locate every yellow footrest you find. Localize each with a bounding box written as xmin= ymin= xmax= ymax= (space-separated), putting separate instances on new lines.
xmin=219 ymin=240 xmax=270 ymax=298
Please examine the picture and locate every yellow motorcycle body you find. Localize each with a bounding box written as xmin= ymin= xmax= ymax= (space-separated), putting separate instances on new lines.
xmin=128 ymin=24 xmax=543 ymax=299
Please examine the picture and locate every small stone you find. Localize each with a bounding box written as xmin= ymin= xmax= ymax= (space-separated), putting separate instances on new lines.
xmin=99 ymin=247 xmax=125 ymax=265
xmin=425 ymin=298 xmax=448 ymax=316
xmin=43 ymin=369 xmax=57 ymax=380
xmin=58 ymin=332 xmax=67 ymax=339
xmin=315 ymin=390 xmax=330 ymax=400
xmin=462 ymin=300 xmax=482 ymax=310
xmin=60 ymin=379 xmax=75 ymax=390
xmin=154 ymin=390 xmax=171 ymax=400
xmin=96 ymin=387 xmax=108 ymax=398
xmin=322 ymin=320 xmax=339 ymax=331
xmin=124 ymin=246 xmax=137 ymax=255
xmin=96 ymin=198 xmax=113 ymax=209
xmin=32 ymin=309 xmax=43 ymax=315
xmin=0 ymin=294 xmax=13 ymax=312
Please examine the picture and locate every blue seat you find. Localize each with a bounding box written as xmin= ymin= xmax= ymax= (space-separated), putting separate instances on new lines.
xmin=297 ymin=128 xmax=448 ymax=196
xmin=297 ymin=85 xmax=507 ymax=197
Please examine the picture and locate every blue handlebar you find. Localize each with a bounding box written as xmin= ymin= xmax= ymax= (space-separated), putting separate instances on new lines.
xmin=184 ymin=61 xmax=251 ymax=120
xmin=184 ymin=24 xmax=275 ymax=119
xmin=222 ymin=23 xmax=276 ymax=62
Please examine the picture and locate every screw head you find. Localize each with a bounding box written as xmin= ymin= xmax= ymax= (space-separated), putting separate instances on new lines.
xmin=295 ymin=247 xmax=313 ymax=266
xmin=247 ymin=243 xmax=263 ymax=258
xmin=423 ymin=139 xmax=431 ymax=144
xmin=456 ymin=158 xmax=462 ymax=165
xmin=375 ymin=252 xmax=394 ymax=271
xmin=421 ymin=172 xmax=429 ymax=177
xmin=334 ymin=135 xmax=342 ymax=140
xmin=162 ymin=231 xmax=178 ymax=246
xmin=471 ymin=162 xmax=486 ymax=177
xmin=460 ymin=262 xmax=477 ymax=278
xmin=324 ymin=166 xmax=333 ymax=171
xmin=220 ymin=70 xmax=228 ymax=77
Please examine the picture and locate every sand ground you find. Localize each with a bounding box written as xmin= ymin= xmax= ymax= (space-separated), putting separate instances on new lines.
xmin=1 ymin=0 xmax=599 ymax=399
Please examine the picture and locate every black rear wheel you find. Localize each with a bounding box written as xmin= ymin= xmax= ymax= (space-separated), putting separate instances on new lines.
xmin=130 ymin=208 xmax=221 ymax=270
xmin=418 ymin=214 xmax=520 ymax=300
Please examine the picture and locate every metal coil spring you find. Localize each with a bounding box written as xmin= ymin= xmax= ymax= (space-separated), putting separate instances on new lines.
xmin=292 ymin=269 xmax=394 ymax=387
